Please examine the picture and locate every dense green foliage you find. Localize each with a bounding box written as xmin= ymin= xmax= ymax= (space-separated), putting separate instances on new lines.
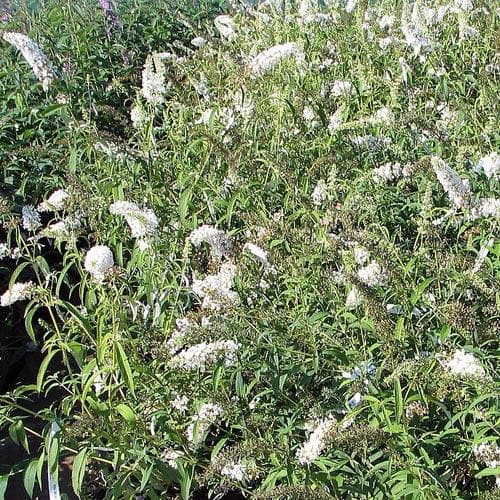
xmin=0 ymin=0 xmax=499 ymax=498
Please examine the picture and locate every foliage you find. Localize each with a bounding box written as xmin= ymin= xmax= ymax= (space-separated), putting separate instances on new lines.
xmin=0 ymin=0 xmax=499 ymax=498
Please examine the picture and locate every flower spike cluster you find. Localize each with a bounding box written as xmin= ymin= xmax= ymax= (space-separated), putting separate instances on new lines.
xmin=3 ymin=32 xmax=56 ymax=90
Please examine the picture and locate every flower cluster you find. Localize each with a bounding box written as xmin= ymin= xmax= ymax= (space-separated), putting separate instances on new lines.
xmin=97 ymin=0 xmax=121 ymax=30
xmin=2 ymin=32 xmax=56 ymax=90
xmin=345 ymin=286 xmax=363 ymax=310
xmin=296 ymin=415 xmax=337 ymax=465
xmin=405 ymin=401 xmax=428 ymax=420
xmin=372 ymin=162 xmax=402 ymax=184
xmin=368 ymin=107 xmax=395 ymax=126
xmin=345 ymin=0 xmax=358 ymax=14
xmin=38 ymin=189 xmax=70 ymax=212
xmin=475 ymin=152 xmax=500 ymax=180
xmin=83 ymin=245 xmax=114 ymax=283
xmin=40 ymin=217 xmax=81 ymax=242
xmin=249 ymin=42 xmax=305 ymax=78
xmin=243 ymin=243 xmax=270 ymax=268
xmin=298 ymin=0 xmax=334 ymax=24
xmin=142 ymin=53 xmax=169 ymax=106
xmin=357 ymin=261 xmax=388 ymax=287
xmin=192 ymin=263 xmax=239 ymax=310
xmin=191 ymin=36 xmax=208 ymax=48
xmin=342 ymin=362 xmax=376 ymax=383
xmin=170 ymin=340 xmax=240 ymax=371
xmin=302 ymin=105 xmax=319 ymax=128
xmin=0 ymin=244 xmax=20 ymax=260
xmin=431 ymin=156 xmax=471 ymax=209
xmin=441 ymin=349 xmax=485 ymax=378
xmin=352 ymin=245 xmax=370 ymax=265
xmin=328 ymin=108 xmax=344 ymax=134
xmin=400 ymin=2 xmax=434 ymax=61
xmin=109 ymin=201 xmax=158 ymax=242
xmin=170 ymin=394 xmax=189 ymax=413
xmin=130 ymin=104 xmax=148 ymax=128
xmin=186 ymin=403 xmax=223 ymax=447
xmin=221 ymin=462 xmax=249 ymax=482
xmin=311 ymin=180 xmax=329 ymax=205
xmin=162 ymin=449 xmax=183 ymax=469
xmin=0 ymin=281 xmax=35 ymax=307
xmin=167 ymin=317 xmax=193 ymax=354
xmin=329 ymin=80 xmax=355 ymax=98
xmin=348 ymin=392 xmax=363 ymax=408
xmin=473 ymin=442 xmax=500 ymax=488
xmin=351 ymin=135 xmax=392 ymax=151
xmin=469 ymin=197 xmax=500 ymax=221
xmin=188 ymin=225 xmax=233 ymax=261
xmin=21 ymin=205 xmax=41 ymax=232
xmin=214 ymin=15 xmax=236 ymax=41
xmin=94 ymin=141 xmax=130 ymax=161
xmin=0 ymin=243 xmax=10 ymax=260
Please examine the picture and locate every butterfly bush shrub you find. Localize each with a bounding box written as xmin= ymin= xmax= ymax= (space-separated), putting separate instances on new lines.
xmin=0 ymin=0 xmax=499 ymax=498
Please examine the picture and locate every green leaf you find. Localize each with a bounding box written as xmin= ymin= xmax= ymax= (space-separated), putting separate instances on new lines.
xmin=87 ymin=396 xmax=109 ymax=415
xmin=36 ymin=451 xmax=45 ymax=490
xmin=260 ymin=468 xmax=288 ymax=490
xmin=178 ymin=463 xmax=193 ymax=500
xmin=475 ymin=467 xmax=500 ymax=479
xmin=178 ymin=189 xmax=192 ymax=224
xmin=394 ymin=316 xmax=405 ymax=340
xmin=23 ymin=460 xmax=38 ymax=497
xmin=211 ymin=438 xmax=228 ymax=461
xmin=140 ymin=464 xmax=154 ymax=492
xmin=0 ymin=475 xmax=9 ymax=500
xmin=8 ymin=261 xmax=32 ymax=288
xmin=40 ymin=104 xmax=66 ymax=117
xmin=71 ymin=448 xmax=88 ymax=498
xmin=308 ymin=311 xmax=328 ymax=324
xmin=221 ymin=193 xmax=238 ymax=226
xmin=9 ymin=420 xmax=29 ymax=452
xmin=115 ymin=342 xmax=135 ymax=396
xmin=116 ymin=403 xmax=136 ymax=424
xmin=54 ymin=300 xmax=95 ymax=346
xmin=410 ymin=277 xmax=434 ymax=305
xmin=235 ymin=371 xmax=246 ymax=398
xmin=24 ymin=304 xmax=41 ymax=343
xmin=212 ymin=364 xmax=223 ymax=391
xmin=115 ymin=241 xmax=124 ymax=267
xmin=394 ymin=378 xmax=403 ymax=424
xmin=47 ymin=432 xmax=60 ymax=475
xmin=418 ymin=447 xmax=433 ymax=467
xmin=55 ymin=262 xmax=75 ymax=297
xmin=37 ymin=350 xmax=58 ymax=392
